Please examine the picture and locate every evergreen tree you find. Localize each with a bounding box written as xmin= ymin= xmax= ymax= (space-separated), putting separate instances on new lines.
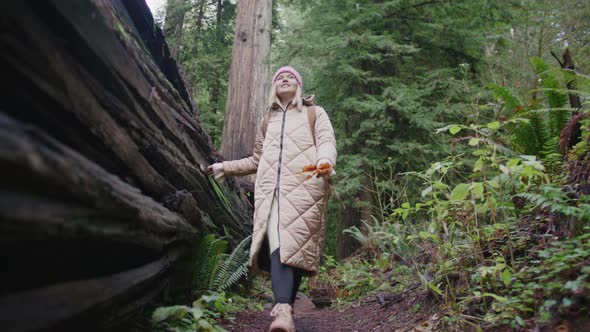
xmin=159 ymin=0 xmax=237 ymax=146
xmin=276 ymin=0 xmax=511 ymax=200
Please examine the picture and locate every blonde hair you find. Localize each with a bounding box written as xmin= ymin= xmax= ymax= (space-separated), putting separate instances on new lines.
xmin=268 ymin=80 xmax=303 ymax=112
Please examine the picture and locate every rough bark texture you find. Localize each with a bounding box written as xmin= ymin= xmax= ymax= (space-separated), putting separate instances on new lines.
xmin=163 ymin=0 xmax=188 ymax=60
xmin=338 ymin=205 xmax=361 ymax=260
xmin=0 ymin=0 xmax=252 ymax=330
xmin=222 ymin=0 xmax=272 ymax=161
xmin=559 ymin=49 xmax=583 ymax=154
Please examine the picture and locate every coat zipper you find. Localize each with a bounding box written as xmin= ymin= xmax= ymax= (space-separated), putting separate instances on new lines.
xmin=274 ymin=101 xmax=291 ymax=249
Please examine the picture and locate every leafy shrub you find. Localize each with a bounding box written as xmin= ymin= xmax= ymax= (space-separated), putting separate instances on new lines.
xmin=152 ymin=292 xmax=230 ymax=332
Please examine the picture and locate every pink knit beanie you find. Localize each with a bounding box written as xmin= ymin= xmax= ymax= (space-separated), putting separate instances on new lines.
xmin=272 ymin=66 xmax=302 ymax=90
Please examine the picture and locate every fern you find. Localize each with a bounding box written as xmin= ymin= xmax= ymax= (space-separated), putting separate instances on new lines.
xmin=562 ymin=70 xmax=590 ymax=96
xmin=485 ymin=83 xmax=546 ymax=155
xmin=540 ymin=136 xmax=563 ymax=172
xmin=487 ymin=83 xmax=524 ymax=113
xmin=506 ymin=109 xmax=548 ymax=155
xmin=517 ymin=186 xmax=590 ymax=222
xmin=192 ymin=234 xmax=252 ymax=295
xmin=527 ymin=107 xmax=578 ymax=115
xmin=211 ymin=235 xmax=252 ymax=292
xmin=539 ymin=88 xmax=590 ymax=100
xmin=192 ymin=234 xmax=228 ymax=293
xmin=530 ymin=57 xmax=570 ymax=136
xmin=495 ymin=58 xmax=588 ymax=162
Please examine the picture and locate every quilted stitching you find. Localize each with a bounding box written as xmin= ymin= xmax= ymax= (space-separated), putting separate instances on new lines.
xmin=244 ymin=106 xmax=336 ymax=275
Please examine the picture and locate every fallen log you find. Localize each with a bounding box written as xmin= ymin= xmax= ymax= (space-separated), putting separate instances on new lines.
xmin=0 ymin=112 xmax=195 ymax=252
xmin=0 ymin=249 xmax=182 ymax=332
xmin=0 ymin=0 xmax=252 ymax=237
xmin=0 ymin=0 xmax=253 ymax=330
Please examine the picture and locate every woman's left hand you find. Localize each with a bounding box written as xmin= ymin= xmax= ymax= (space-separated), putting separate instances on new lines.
xmin=316 ymin=159 xmax=336 ymax=178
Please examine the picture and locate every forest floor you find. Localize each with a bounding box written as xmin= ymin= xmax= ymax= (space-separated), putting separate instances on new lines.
xmin=219 ymin=288 xmax=441 ymax=332
xmin=218 ymin=292 xmax=589 ymax=332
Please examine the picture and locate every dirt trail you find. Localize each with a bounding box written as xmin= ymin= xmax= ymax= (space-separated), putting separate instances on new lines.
xmin=220 ymin=290 xmax=438 ymax=332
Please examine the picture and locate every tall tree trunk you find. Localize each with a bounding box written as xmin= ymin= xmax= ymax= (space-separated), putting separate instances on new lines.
xmin=562 ymin=49 xmax=582 ymax=111
xmin=337 ymin=204 xmax=360 ymax=260
xmin=557 ymin=49 xmax=583 ymax=154
xmin=195 ymin=0 xmax=205 ymax=35
xmin=222 ymin=0 xmax=272 ymax=160
xmin=164 ymin=0 xmax=188 ymax=60
xmin=217 ymin=0 xmax=223 ymax=30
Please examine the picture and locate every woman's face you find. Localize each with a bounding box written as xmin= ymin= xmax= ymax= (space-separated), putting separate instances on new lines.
xmin=276 ymin=72 xmax=298 ymax=101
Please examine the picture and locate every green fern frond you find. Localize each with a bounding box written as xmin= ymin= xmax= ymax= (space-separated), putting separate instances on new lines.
xmin=192 ymin=234 xmax=228 ymax=293
xmin=517 ymin=186 xmax=590 ymax=221
xmin=526 ymin=107 xmax=577 ymax=114
xmin=539 ymin=88 xmax=590 ymax=100
xmin=204 ymin=237 xmax=228 ymax=290
xmin=211 ymin=235 xmax=252 ymax=292
xmin=487 ymin=83 xmax=524 ymax=112
xmin=530 ymin=57 xmax=570 ymax=135
xmin=192 ymin=234 xmax=215 ymax=291
xmin=540 ymin=136 xmax=561 ymax=160
xmin=562 ymin=69 xmax=590 ymax=92
xmin=507 ymin=110 xmax=548 ymax=155
xmin=530 ymin=57 xmax=568 ymax=107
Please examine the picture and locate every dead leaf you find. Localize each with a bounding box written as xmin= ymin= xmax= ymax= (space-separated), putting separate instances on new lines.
xmin=298 ymin=163 xmax=333 ymax=179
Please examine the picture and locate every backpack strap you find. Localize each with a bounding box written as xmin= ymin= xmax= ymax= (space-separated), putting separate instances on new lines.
xmin=261 ymin=104 xmax=317 ymax=145
xmin=261 ymin=111 xmax=272 ymax=139
xmin=307 ymin=105 xmax=317 ymax=146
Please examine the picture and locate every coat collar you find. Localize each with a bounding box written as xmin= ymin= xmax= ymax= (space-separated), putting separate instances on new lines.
xmin=270 ymin=95 xmax=316 ymax=112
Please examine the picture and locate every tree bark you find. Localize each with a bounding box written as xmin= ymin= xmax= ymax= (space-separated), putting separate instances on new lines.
xmin=562 ymin=49 xmax=582 ymax=111
xmin=222 ymin=0 xmax=272 ymax=160
xmin=217 ymin=0 xmax=223 ymax=29
xmin=0 ymin=248 xmax=182 ymax=332
xmin=196 ymin=0 xmax=206 ymax=32
xmin=163 ymin=0 xmax=188 ymax=60
xmin=338 ymin=204 xmax=361 ymax=260
xmin=0 ymin=0 xmax=253 ymax=329
xmin=555 ymin=49 xmax=583 ymax=154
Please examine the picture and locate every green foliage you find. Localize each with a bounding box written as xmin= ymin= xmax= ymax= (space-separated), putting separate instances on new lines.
xmin=490 ymin=58 xmax=590 ymax=170
xmin=311 ymin=253 xmax=414 ymax=305
xmin=276 ymin=0 xmax=508 ymax=203
xmin=152 ymin=233 xmax=252 ymax=331
xmin=530 ymin=57 xmax=570 ymax=136
xmin=273 ymin=1 xmax=590 ymax=330
xmin=159 ymin=0 xmax=236 ymax=146
xmin=193 ymin=234 xmax=228 ymax=293
xmin=343 ymin=216 xmax=401 ymax=255
xmin=518 ymin=185 xmax=590 ymax=223
xmin=488 ymin=82 xmax=548 ymax=156
xmin=193 ymin=234 xmax=252 ymax=295
xmin=478 ymin=231 xmax=590 ymax=328
xmin=151 ymin=293 xmax=229 ymax=332
xmin=211 ymin=235 xmax=252 ymax=293
xmin=336 ymin=89 xmax=587 ymax=328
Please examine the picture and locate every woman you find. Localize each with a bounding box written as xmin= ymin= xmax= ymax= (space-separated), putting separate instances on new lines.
xmin=208 ymin=66 xmax=337 ymax=332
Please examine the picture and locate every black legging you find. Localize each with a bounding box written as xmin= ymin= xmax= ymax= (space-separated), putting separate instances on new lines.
xmin=270 ymin=249 xmax=303 ymax=305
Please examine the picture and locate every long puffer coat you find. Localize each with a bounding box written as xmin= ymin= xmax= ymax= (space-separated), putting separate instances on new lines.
xmin=222 ymin=97 xmax=337 ymax=275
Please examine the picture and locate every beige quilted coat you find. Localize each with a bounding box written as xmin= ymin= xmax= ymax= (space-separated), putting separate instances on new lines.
xmin=222 ymin=98 xmax=337 ymax=275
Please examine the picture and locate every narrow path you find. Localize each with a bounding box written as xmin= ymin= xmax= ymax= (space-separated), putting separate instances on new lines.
xmin=221 ymin=290 xmax=438 ymax=331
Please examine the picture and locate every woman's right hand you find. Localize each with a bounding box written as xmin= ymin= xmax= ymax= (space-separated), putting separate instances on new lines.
xmin=208 ymin=163 xmax=225 ymax=183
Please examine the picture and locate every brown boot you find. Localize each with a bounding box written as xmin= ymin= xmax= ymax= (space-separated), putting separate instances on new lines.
xmin=269 ymin=303 xmax=295 ymax=332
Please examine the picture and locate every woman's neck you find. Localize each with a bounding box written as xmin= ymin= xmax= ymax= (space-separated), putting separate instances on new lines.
xmin=279 ymin=98 xmax=293 ymax=110
xmin=278 ymin=92 xmax=296 ymax=109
